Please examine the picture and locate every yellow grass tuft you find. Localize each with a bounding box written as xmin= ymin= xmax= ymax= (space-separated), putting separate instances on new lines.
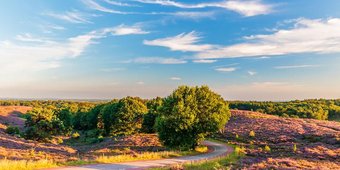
xmin=96 ymin=151 xmax=183 ymax=163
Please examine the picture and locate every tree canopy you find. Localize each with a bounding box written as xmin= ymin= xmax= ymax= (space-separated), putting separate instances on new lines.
xmin=156 ymin=86 xmax=230 ymax=149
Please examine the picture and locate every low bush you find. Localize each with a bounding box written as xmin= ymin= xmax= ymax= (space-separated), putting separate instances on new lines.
xmin=5 ymin=126 xmax=20 ymax=135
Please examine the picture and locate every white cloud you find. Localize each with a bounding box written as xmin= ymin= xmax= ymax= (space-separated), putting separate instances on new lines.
xmin=105 ymin=24 xmax=149 ymax=35
xmin=215 ymin=67 xmax=237 ymax=72
xmin=193 ymin=59 xmax=217 ymax=63
xmin=248 ymin=71 xmax=257 ymax=76
xmin=134 ymin=0 xmax=272 ymax=17
xmin=170 ymin=77 xmax=181 ymax=81
xmin=144 ymin=31 xmax=213 ymax=52
xmin=45 ymin=11 xmax=91 ymax=23
xmin=126 ymin=57 xmax=187 ymax=64
xmin=82 ymin=0 xmax=128 ymax=14
xmin=104 ymin=0 xmax=137 ymax=7
xmin=274 ymin=65 xmax=320 ymax=69
xmin=196 ymin=18 xmax=340 ymax=59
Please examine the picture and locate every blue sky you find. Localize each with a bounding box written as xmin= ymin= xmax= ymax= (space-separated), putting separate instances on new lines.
xmin=1 ymin=0 xmax=340 ymax=100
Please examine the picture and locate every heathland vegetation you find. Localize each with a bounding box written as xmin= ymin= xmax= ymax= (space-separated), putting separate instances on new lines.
xmin=0 ymin=85 xmax=339 ymax=169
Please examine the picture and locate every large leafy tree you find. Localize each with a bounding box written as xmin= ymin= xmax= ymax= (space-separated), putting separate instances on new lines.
xmin=102 ymin=97 xmax=148 ymax=136
xmin=156 ymin=86 xmax=230 ymax=150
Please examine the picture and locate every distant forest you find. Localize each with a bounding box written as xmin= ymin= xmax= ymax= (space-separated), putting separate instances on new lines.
xmin=1 ymin=98 xmax=340 ymax=122
xmin=230 ymin=99 xmax=340 ymax=121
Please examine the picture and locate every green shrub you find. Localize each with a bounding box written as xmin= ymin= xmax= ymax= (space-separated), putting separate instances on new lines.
xmin=5 ymin=126 xmax=20 ymax=135
xmin=102 ymin=97 xmax=148 ymax=136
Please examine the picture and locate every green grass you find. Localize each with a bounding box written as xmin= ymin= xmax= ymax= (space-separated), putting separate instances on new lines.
xmin=0 ymin=159 xmax=57 ymax=170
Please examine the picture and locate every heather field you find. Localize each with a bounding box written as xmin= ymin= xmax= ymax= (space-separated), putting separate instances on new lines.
xmin=219 ymin=110 xmax=340 ymax=169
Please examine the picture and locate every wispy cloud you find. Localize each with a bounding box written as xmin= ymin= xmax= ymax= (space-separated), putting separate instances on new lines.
xmin=136 ymin=81 xmax=145 ymax=85
xmin=170 ymin=11 xmax=216 ymax=20
xmin=0 ymin=24 xmax=146 ymax=76
xmin=15 ymin=33 xmax=53 ymax=43
xmin=126 ymin=57 xmax=187 ymax=64
xmin=105 ymin=24 xmax=149 ymax=35
xmin=104 ymin=0 xmax=138 ymax=7
xmin=134 ymin=0 xmax=273 ymax=17
xmin=196 ymin=18 xmax=340 ymax=59
xmin=45 ymin=11 xmax=91 ymax=23
xmin=82 ymin=0 xmax=129 ymax=14
xmin=274 ymin=65 xmax=320 ymax=69
xmin=170 ymin=77 xmax=181 ymax=81
xmin=144 ymin=31 xmax=213 ymax=52
xmin=193 ymin=59 xmax=217 ymax=63
xmin=248 ymin=71 xmax=257 ymax=76
xmin=215 ymin=67 xmax=237 ymax=72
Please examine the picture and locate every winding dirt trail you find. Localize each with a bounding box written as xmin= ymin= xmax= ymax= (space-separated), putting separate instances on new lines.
xmin=52 ymin=140 xmax=233 ymax=170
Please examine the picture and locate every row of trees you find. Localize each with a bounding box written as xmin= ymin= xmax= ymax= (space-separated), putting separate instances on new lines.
xmin=22 ymin=86 xmax=230 ymax=149
xmin=230 ymin=99 xmax=340 ymax=120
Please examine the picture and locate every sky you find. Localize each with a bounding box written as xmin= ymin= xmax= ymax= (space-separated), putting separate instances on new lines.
xmin=0 ymin=0 xmax=340 ymax=100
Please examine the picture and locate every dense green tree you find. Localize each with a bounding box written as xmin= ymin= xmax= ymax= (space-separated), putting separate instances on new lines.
xmin=102 ymin=97 xmax=148 ymax=136
xmin=156 ymin=86 xmax=230 ymax=150
xmin=24 ymin=107 xmax=64 ymax=141
xmin=141 ymin=97 xmax=163 ymax=133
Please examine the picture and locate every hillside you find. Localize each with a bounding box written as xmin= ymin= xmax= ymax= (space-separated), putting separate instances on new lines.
xmin=221 ymin=110 xmax=340 ymax=169
xmin=0 ymin=106 xmax=77 ymax=161
xmin=0 ymin=106 xmax=163 ymax=162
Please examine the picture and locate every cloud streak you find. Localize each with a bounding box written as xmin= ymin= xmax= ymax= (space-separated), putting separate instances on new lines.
xmin=134 ymin=0 xmax=273 ymax=17
xmin=144 ymin=31 xmax=213 ymax=52
xmin=274 ymin=65 xmax=320 ymax=69
xmin=45 ymin=11 xmax=91 ymax=23
xmin=126 ymin=57 xmax=187 ymax=64
xmin=82 ymin=0 xmax=129 ymax=14
xmin=215 ymin=67 xmax=237 ymax=72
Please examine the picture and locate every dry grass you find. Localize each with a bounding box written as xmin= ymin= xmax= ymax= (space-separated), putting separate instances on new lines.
xmin=0 ymin=159 xmax=57 ymax=170
xmin=95 ymin=149 xmax=201 ymax=163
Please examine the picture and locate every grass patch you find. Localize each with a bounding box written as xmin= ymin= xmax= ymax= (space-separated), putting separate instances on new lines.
xmin=0 ymin=159 xmax=57 ymax=170
xmin=96 ymin=150 xmax=202 ymax=163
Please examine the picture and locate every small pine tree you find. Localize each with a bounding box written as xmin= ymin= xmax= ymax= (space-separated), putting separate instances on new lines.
xmin=249 ymin=130 xmax=255 ymax=138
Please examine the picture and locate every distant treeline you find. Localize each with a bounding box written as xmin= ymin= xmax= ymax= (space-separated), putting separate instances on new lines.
xmin=229 ymin=99 xmax=340 ymax=121
xmin=0 ymin=100 xmax=101 ymax=111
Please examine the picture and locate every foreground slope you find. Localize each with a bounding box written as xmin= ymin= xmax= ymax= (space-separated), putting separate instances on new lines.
xmin=222 ymin=110 xmax=340 ymax=169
